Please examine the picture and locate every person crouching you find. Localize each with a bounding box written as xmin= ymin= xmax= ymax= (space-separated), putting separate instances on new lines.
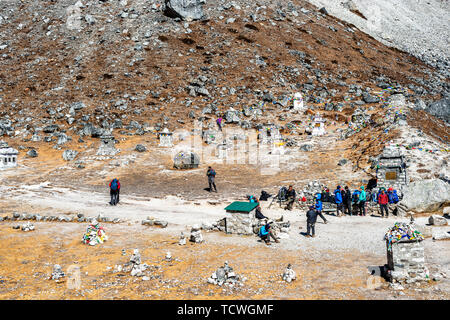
xmin=258 ymin=220 xmax=279 ymax=245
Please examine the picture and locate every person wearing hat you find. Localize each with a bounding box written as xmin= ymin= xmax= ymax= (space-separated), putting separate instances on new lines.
xmin=258 ymin=220 xmax=279 ymax=245
xmin=306 ymin=205 xmax=318 ymax=237
xmin=334 ymin=185 xmax=344 ymax=217
xmin=358 ymin=186 xmax=367 ymax=216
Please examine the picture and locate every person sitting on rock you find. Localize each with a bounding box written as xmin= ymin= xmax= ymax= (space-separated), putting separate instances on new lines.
xmin=254 ymin=200 xmax=268 ymax=220
xmin=258 ymin=221 xmax=279 ymax=245
xmin=285 ymin=185 xmax=296 ymax=211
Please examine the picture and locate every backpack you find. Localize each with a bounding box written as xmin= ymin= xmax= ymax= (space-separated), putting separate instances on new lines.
xmin=260 ymin=190 xmax=271 ymax=201
xmin=248 ymin=195 xmax=256 ymax=203
xmin=111 ymin=179 xmax=118 ymax=191
xmin=279 ymin=187 xmax=288 ymax=200
xmin=392 ymin=190 xmax=399 ymax=203
xmin=209 ymin=169 xmax=216 ymax=177
xmin=352 ymin=192 xmax=360 ymax=203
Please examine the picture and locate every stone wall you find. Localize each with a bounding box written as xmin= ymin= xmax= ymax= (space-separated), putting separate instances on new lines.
xmin=386 ymin=240 xmax=427 ymax=283
xmin=224 ymin=212 xmax=257 ymax=235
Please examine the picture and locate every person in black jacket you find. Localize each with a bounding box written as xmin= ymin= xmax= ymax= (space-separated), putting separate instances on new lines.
xmin=285 ymin=185 xmax=296 ymax=211
xmin=343 ymin=186 xmax=352 ymax=215
xmin=306 ymin=206 xmax=318 ymax=237
xmin=206 ymin=166 xmax=217 ymax=192
xmin=254 ymin=200 xmax=267 ymax=220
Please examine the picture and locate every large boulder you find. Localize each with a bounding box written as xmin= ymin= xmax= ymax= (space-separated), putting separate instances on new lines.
xmin=399 ymin=179 xmax=450 ymax=213
xmin=173 ymin=151 xmax=200 ymax=169
xmin=62 ymin=150 xmax=78 ymax=161
xmin=426 ymin=98 xmax=449 ymax=123
xmin=164 ymin=0 xmax=205 ymax=21
xmin=428 ymin=215 xmax=448 ymax=226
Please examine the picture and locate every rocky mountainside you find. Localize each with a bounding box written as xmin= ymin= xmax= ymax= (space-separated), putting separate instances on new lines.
xmin=0 ymin=0 xmax=448 ymax=187
xmin=0 ymin=0 xmax=447 ymax=135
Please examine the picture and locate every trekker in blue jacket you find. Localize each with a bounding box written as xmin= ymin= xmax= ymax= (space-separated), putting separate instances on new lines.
xmin=258 ymin=221 xmax=279 ymax=245
xmin=334 ymin=186 xmax=344 ymax=217
xmin=314 ymin=193 xmax=328 ymax=224
xmin=359 ymin=186 xmax=367 ymax=216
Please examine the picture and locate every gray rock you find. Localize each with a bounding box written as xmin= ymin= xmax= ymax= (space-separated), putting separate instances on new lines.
xmin=154 ymin=220 xmax=168 ymax=228
xmin=27 ymin=149 xmax=38 ymax=158
xmin=164 ymin=0 xmax=205 ymax=21
xmin=362 ymin=93 xmax=380 ymax=104
xmin=399 ymin=179 xmax=450 ymax=213
xmin=135 ymin=144 xmax=146 ymax=152
xmin=62 ymin=150 xmax=78 ymax=161
xmin=43 ymin=124 xmax=59 ymax=133
xmin=426 ymin=98 xmax=449 ymax=123
xmin=428 ymin=215 xmax=448 ymax=226
xmin=338 ymin=159 xmax=348 ymax=166
xmin=173 ymin=151 xmax=200 ymax=169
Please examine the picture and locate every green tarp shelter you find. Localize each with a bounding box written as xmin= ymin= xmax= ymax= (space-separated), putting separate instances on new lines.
xmin=224 ymin=201 xmax=258 ymax=213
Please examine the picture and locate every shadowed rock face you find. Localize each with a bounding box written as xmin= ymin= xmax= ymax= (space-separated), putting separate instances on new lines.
xmin=426 ymin=98 xmax=450 ymax=123
xmin=164 ymin=0 xmax=205 ymax=21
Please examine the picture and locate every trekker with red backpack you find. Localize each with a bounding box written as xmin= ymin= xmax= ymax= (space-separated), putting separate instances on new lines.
xmin=109 ymin=178 xmax=120 ymax=205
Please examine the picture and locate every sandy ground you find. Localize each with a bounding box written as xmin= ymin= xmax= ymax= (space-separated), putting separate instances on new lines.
xmin=0 ymin=183 xmax=449 ymax=300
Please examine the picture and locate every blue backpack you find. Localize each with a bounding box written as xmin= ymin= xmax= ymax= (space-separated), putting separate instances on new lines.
xmin=111 ymin=179 xmax=118 ymax=191
xmin=391 ymin=190 xmax=399 ymax=203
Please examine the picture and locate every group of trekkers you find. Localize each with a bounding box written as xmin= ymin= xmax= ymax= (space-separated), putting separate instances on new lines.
xmin=253 ymin=183 xmax=401 ymax=243
xmin=107 ymin=166 xmax=400 ymax=246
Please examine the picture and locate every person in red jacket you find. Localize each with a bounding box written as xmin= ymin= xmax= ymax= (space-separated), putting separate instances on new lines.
xmin=378 ymin=189 xmax=389 ymax=218
xmin=109 ymin=178 xmax=121 ymax=205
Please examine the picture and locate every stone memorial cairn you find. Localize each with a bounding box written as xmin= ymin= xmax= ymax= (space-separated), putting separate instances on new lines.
xmin=21 ymin=221 xmax=35 ymax=232
xmin=97 ymin=135 xmax=118 ymax=156
xmin=282 ymin=264 xmax=297 ymax=283
xmin=0 ymin=141 xmax=18 ymax=169
xmin=376 ymin=147 xmax=408 ymax=193
xmin=51 ymin=264 xmax=65 ymax=281
xmin=190 ymin=224 xmax=204 ymax=243
xmin=158 ymin=128 xmax=173 ymax=147
xmin=207 ymin=261 xmax=243 ymax=286
xmin=114 ymin=249 xmax=150 ymax=277
xmin=179 ymin=232 xmax=187 ymax=245
xmin=384 ymin=222 xmax=428 ymax=283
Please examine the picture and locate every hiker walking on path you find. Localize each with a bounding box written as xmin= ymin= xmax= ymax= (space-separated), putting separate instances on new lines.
xmin=206 ymin=166 xmax=217 ymax=192
xmin=343 ymin=186 xmax=352 ymax=215
xmin=359 ymin=186 xmax=367 ymax=216
xmin=285 ymin=185 xmax=296 ymax=211
xmin=216 ymin=116 xmax=223 ymax=131
xmin=378 ymin=188 xmax=389 ymax=218
xmin=258 ymin=221 xmax=279 ymax=245
xmin=334 ymin=186 xmax=344 ymax=217
xmin=314 ymin=193 xmax=328 ymax=224
xmin=306 ymin=205 xmax=318 ymax=238
xmin=109 ymin=178 xmax=120 ymax=206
